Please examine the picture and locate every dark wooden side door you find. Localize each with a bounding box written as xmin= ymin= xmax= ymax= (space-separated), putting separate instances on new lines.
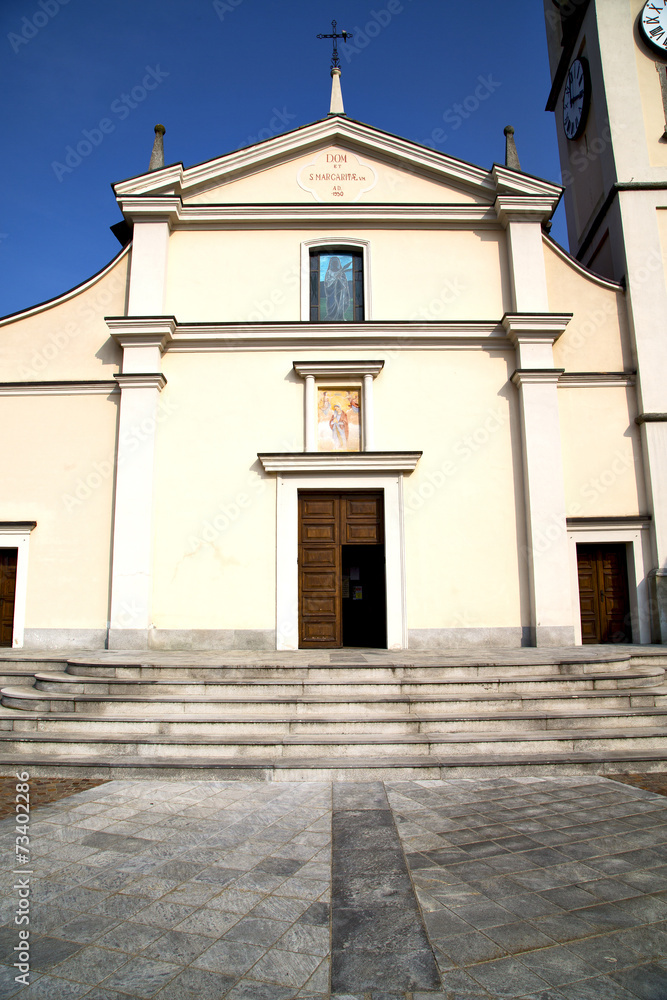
xmin=299 ymin=491 xmax=384 ymax=648
xmin=0 ymin=549 xmax=18 ymax=648
xmin=577 ymin=543 xmax=632 ymax=644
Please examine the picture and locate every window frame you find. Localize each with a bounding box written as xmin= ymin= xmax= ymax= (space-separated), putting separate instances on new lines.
xmin=300 ymin=238 xmax=371 ymax=322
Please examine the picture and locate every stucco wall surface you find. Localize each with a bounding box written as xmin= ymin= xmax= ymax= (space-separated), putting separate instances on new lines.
xmin=0 ymin=393 xmax=118 ymax=629
xmin=0 ymin=250 xmax=128 ymax=381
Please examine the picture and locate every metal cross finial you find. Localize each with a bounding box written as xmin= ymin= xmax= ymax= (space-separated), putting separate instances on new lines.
xmin=317 ymin=19 xmax=352 ymax=69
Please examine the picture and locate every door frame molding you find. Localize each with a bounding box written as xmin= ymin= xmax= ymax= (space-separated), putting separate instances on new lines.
xmin=276 ymin=473 xmax=407 ymax=650
xmin=0 ymin=522 xmax=36 ymax=648
xmin=567 ymin=519 xmax=652 ymax=644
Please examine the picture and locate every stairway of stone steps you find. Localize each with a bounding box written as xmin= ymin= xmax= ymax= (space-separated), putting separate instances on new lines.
xmin=0 ymin=647 xmax=666 ymax=778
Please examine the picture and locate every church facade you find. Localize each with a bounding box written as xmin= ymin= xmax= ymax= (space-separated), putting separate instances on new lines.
xmin=0 ymin=7 xmax=664 ymax=652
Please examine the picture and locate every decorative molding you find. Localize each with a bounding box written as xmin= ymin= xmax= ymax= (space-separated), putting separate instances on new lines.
xmin=510 ymin=369 xmax=565 ymax=387
xmin=0 ymin=381 xmax=118 ymax=396
xmin=491 ymin=164 xmax=562 ymax=200
xmin=558 ymin=372 xmax=636 ymax=388
xmin=113 ymin=373 xmax=167 ymax=391
xmin=0 ymin=522 xmax=36 ymax=532
xmin=167 ymin=320 xmax=510 ymax=353
xmin=115 ymin=196 xmax=181 ymax=227
xmin=494 ymin=195 xmax=558 ymax=226
xmin=116 ymin=199 xmax=499 ymax=229
xmin=502 ymin=313 xmax=572 ymax=342
xmin=106 ymin=316 xmax=176 ymax=351
xmin=258 ymin=451 xmax=421 ymax=473
xmin=543 ymin=234 xmax=624 ymax=290
xmin=635 ymin=412 xmax=667 ymax=424
xmin=114 ymin=116 xmax=499 ymax=200
xmin=293 ymin=361 xmax=384 ymax=379
xmin=566 ymin=516 xmax=652 ymax=527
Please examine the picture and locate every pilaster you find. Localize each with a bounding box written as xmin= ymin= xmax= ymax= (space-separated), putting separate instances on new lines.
xmin=504 ymin=313 xmax=575 ymax=646
xmin=107 ymin=317 xmax=174 ymax=649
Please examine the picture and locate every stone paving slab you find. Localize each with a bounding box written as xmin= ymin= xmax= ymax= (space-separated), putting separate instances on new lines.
xmin=0 ymin=775 xmax=665 ymax=997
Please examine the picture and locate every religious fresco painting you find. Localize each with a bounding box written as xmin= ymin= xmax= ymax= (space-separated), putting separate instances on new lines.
xmin=317 ymin=388 xmax=360 ymax=451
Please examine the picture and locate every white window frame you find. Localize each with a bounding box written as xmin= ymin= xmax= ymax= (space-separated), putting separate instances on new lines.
xmin=301 ymin=238 xmax=372 ymax=322
xmin=0 ymin=523 xmax=35 ymax=648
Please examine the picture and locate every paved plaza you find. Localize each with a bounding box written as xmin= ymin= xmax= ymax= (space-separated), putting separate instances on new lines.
xmin=0 ymin=775 xmax=666 ymax=999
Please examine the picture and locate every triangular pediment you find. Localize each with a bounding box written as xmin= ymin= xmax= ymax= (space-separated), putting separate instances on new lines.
xmin=114 ymin=116 xmax=561 ymax=209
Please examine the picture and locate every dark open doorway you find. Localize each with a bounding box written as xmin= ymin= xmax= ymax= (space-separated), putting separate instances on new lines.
xmin=342 ymin=544 xmax=387 ymax=648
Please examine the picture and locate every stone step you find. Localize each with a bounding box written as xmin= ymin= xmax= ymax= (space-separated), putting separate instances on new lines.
xmin=2 ymin=705 xmax=667 ymax=734
xmin=0 ymin=726 xmax=666 ymax=761
xmin=0 ymin=671 xmax=44 ymax=687
xmin=62 ymin=657 xmax=649 ymax=681
xmin=28 ymin=666 xmax=666 ymax=696
xmin=3 ymin=683 xmax=667 ymax=716
xmin=1 ymin=752 xmax=666 ymax=781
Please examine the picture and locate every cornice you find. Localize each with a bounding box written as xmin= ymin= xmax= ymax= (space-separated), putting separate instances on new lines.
xmin=566 ymin=515 xmax=651 ymax=528
xmin=115 ymin=117 xmax=498 ymax=201
xmin=558 ymin=372 xmax=636 ymax=388
xmin=511 ymin=369 xmax=565 ymax=387
xmin=258 ymin=451 xmax=422 ymax=473
xmin=106 ymin=316 xmax=176 ymax=351
xmin=116 ymin=198 xmax=498 ymax=228
xmin=113 ymin=373 xmax=167 ymax=391
xmin=502 ymin=313 xmax=572 ymax=346
xmin=0 ymin=522 xmax=37 ymax=533
xmin=491 ymin=164 xmax=562 ymax=200
xmin=0 ymin=381 xmax=118 ymax=396
xmin=494 ymin=195 xmax=559 ymax=226
xmin=293 ymin=361 xmax=385 ymax=379
xmin=167 ymin=320 xmax=507 ymax=352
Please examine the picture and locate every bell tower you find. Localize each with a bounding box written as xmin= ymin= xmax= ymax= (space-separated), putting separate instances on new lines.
xmin=544 ymin=0 xmax=667 ymax=642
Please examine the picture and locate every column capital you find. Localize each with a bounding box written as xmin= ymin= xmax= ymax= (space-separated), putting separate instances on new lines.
xmin=106 ymin=316 xmax=177 ymax=351
xmin=502 ymin=313 xmax=572 ymax=344
xmin=494 ymin=195 xmax=557 ymax=227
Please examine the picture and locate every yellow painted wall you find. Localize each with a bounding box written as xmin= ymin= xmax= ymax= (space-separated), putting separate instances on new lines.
xmin=559 ymin=386 xmax=645 ymax=516
xmin=165 ymin=228 xmax=509 ymax=322
xmin=0 ymin=250 xmax=128 ymax=381
xmin=151 ymin=347 xmax=527 ymax=631
xmin=0 ymin=392 xmax=119 ymax=628
xmin=544 ymin=240 xmax=633 ymax=371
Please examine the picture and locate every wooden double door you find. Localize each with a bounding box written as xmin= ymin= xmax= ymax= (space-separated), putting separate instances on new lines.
xmin=577 ymin=543 xmax=632 ymax=644
xmin=0 ymin=549 xmax=17 ymax=648
xmin=299 ymin=491 xmax=386 ymax=648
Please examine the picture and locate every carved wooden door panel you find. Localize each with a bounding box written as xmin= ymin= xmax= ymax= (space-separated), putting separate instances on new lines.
xmin=299 ymin=494 xmax=341 ymax=648
xmin=298 ymin=492 xmax=384 ymax=648
xmin=577 ymin=543 xmax=631 ymax=644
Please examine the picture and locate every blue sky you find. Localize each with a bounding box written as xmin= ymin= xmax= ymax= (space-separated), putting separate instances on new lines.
xmin=1 ymin=0 xmax=566 ymax=317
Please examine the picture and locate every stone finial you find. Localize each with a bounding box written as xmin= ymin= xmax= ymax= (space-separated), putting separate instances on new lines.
xmin=504 ymin=125 xmax=521 ymax=171
xmin=149 ymin=123 xmax=166 ymax=171
xmin=329 ymin=67 xmax=345 ymax=116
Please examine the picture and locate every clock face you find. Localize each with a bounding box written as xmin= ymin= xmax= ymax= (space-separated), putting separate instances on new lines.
xmin=563 ymin=57 xmax=590 ymax=141
xmin=640 ymin=1 xmax=667 ymax=53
